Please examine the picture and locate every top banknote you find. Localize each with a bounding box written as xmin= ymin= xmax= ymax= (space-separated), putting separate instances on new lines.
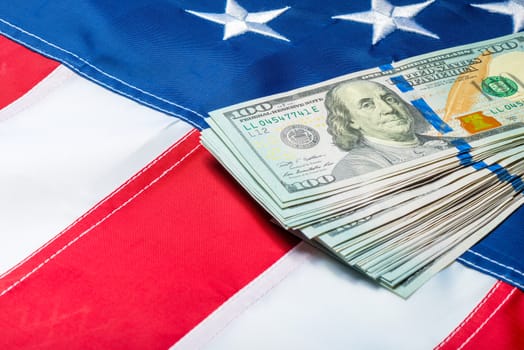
xmin=206 ymin=33 xmax=524 ymax=205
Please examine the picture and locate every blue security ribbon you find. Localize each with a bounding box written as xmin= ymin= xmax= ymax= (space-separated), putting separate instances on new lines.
xmin=388 ymin=72 xmax=523 ymax=195
xmin=379 ymin=63 xmax=394 ymax=72
xmin=451 ymin=139 xmax=524 ymax=193
xmin=487 ymin=163 xmax=524 ymax=193
xmin=390 ymin=75 xmax=414 ymax=92
xmin=411 ymin=98 xmax=453 ymax=134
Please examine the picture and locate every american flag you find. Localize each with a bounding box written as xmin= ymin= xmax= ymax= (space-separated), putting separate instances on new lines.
xmin=0 ymin=1 xmax=523 ymax=348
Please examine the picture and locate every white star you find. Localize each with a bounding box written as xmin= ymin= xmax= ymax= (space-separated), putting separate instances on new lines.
xmin=332 ymin=0 xmax=439 ymax=45
xmin=186 ymin=0 xmax=290 ymax=42
xmin=471 ymin=0 xmax=524 ymax=33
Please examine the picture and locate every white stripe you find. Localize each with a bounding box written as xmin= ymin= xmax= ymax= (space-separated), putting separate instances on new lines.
xmin=1 ymin=141 xmax=201 ymax=297
xmin=0 ymin=65 xmax=74 ymax=123
xmin=171 ymin=243 xmax=496 ymax=350
xmin=0 ymin=66 xmax=193 ymax=276
xmin=171 ymin=242 xmax=315 ymax=350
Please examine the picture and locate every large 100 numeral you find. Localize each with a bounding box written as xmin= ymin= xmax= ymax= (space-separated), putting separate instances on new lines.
xmin=286 ymin=175 xmax=336 ymax=192
xmin=231 ymin=103 xmax=272 ymax=118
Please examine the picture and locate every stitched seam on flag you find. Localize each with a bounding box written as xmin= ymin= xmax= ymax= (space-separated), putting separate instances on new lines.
xmin=0 ymin=30 xmax=199 ymax=129
xmin=0 ymin=144 xmax=201 ymax=297
xmin=0 ymin=18 xmax=206 ymax=120
xmin=0 ymin=25 xmax=202 ymax=130
xmin=0 ymin=129 xmax=197 ymax=280
xmin=434 ymin=281 xmax=502 ymax=350
xmin=456 ymin=287 xmax=517 ymax=350
xmin=466 ymin=249 xmax=524 ymax=277
xmin=194 ymin=242 xmax=311 ymax=350
xmin=458 ymin=258 xmax=524 ymax=290
xmin=70 ymin=63 xmax=202 ymax=129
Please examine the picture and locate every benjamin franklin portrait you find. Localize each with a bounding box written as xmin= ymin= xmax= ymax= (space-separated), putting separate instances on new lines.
xmin=325 ymin=79 xmax=449 ymax=180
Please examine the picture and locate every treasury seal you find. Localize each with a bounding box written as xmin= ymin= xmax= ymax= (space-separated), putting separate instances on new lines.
xmin=482 ymin=76 xmax=518 ymax=97
xmin=280 ymin=124 xmax=320 ymax=149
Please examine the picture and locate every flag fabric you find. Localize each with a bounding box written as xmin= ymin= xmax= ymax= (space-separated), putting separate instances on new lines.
xmin=0 ymin=1 xmax=523 ymax=348
xmin=0 ymin=0 xmax=523 ymax=289
xmin=0 ymin=35 xmax=192 ymax=274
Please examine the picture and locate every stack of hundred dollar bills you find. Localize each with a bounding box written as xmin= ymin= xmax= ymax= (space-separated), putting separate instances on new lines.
xmin=201 ymin=33 xmax=524 ymax=298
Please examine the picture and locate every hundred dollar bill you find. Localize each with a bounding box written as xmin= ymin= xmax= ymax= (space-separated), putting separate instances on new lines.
xmin=329 ymin=153 xmax=524 ymax=298
xmin=317 ymin=144 xmax=524 ymax=253
xmin=302 ymin=132 xmax=524 ymax=238
xmin=203 ymin=33 xmax=524 ymax=206
xmin=385 ymin=191 xmax=524 ymax=298
xmin=205 ymin=121 xmax=524 ymax=232
xmin=385 ymin=173 xmax=524 ymax=298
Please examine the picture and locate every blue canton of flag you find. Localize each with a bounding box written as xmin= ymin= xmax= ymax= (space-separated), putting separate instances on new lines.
xmin=0 ymin=0 xmax=522 ymax=290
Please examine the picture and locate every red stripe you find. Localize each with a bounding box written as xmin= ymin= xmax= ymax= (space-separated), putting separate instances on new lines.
xmin=435 ymin=281 xmax=524 ymax=350
xmin=0 ymin=131 xmax=298 ymax=348
xmin=0 ymin=35 xmax=59 ymax=109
